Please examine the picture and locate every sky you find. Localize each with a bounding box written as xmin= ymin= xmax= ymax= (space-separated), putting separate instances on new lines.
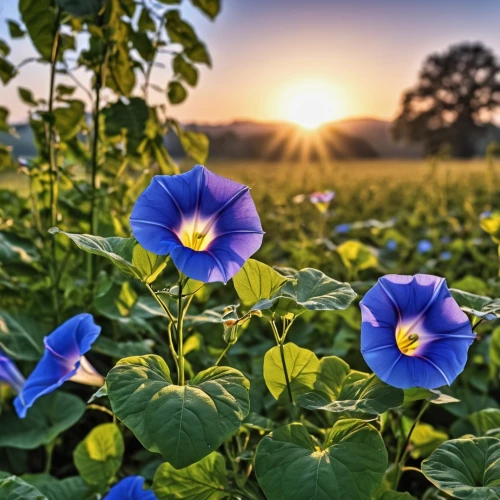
xmin=1 ymin=0 xmax=500 ymax=125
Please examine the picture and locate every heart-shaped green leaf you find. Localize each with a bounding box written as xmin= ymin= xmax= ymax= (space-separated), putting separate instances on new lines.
xmin=255 ymin=419 xmax=387 ymax=500
xmin=0 ymin=476 xmax=47 ymax=499
xmin=106 ymin=355 xmax=250 ymax=469
xmin=153 ymin=452 xmax=228 ymax=499
xmin=263 ymin=343 xmax=319 ymax=401
xmin=0 ymin=312 xmax=44 ymax=361
xmin=450 ymin=288 xmax=500 ymax=321
xmin=0 ymin=392 xmax=85 ymax=449
xmin=469 ymin=409 xmax=500 ymax=437
xmin=422 ymin=437 xmax=500 ymax=499
xmin=73 ymin=423 xmax=124 ymax=487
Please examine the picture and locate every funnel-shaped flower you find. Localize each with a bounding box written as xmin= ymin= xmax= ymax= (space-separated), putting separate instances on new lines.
xmin=14 ymin=314 xmax=102 ymax=418
xmin=130 ymin=165 xmax=264 ymax=283
xmin=0 ymin=352 xmax=24 ymax=393
xmin=360 ymin=274 xmax=474 ymax=389
xmin=105 ymin=476 xmax=156 ymax=500
xmin=309 ymin=190 xmax=334 ymax=214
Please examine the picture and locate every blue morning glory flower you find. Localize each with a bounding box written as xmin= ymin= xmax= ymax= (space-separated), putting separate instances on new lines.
xmin=14 ymin=314 xmax=102 ymax=418
xmin=440 ymin=251 xmax=452 ymax=261
xmin=130 ymin=165 xmax=264 ymax=283
xmin=0 ymin=352 xmax=25 ymax=393
xmin=105 ymin=476 xmax=156 ymax=500
xmin=360 ymin=274 xmax=474 ymax=389
xmin=417 ymin=239 xmax=433 ymax=254
xmin=386 ymin=239 xmax=397 ymax=251
xmin=335 ymin=223 xmax=351 ymax=234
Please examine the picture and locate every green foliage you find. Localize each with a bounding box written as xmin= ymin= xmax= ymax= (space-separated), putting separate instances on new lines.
xmin=168 ymin=81 xmax=187 ymax=104
xmin=0 ymin=476 xmax=47 ymax=500
xmin=0 ymin=392 xmax=85 ymax=449
xmin=255 ymin=420 xmax=387 ymax=500
xmin=19 ymin=0 xmax=57 ymax=60
xmin=73 ymin=423 xmax=124 ymax=487
xmin=153 ymin=453 xmax=229 ymax=499
xmin=106 ymin=355 xmax=250 ymax=468
xmin=0 ymin=312 xmax=44 ymax=361
xmin=422 ymin=437 xmax=500 ymax=498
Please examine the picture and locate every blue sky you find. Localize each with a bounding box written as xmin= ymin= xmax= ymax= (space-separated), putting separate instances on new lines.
xmin=1 ymin=0 xmax=500 ymax=123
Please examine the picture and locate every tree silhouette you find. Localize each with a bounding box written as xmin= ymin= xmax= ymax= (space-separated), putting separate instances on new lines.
xmin=393 ymin=42 xmax=500 ymax=158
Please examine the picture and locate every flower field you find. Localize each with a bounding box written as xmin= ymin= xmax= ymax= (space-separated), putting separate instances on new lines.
xmin=1 ymin=157 xmax=500 ymax=499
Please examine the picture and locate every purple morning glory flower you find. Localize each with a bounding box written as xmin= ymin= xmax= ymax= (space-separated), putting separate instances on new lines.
xmin=417 ymin=239 xmax=433 ymax=254
xmin=309 ymin=190 xmax=335 ymax=204
xmin=335 ymin=223 xmax=351 ymax=234
xmin=105 ymin=476 xmax=156 ymax=500
xmin=360 ymin=274 xmax=474 ymax=389
xmin=14 ymin=314 xmax=103 ymax=418
xmin=130 ymin=165 xmax=264 ymax=283
xmin=0 ymin=352 xmax=25 ymax=393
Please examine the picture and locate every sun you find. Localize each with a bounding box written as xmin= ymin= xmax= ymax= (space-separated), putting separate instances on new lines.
xmin=280 ymin=80 xmax=344 ymax=130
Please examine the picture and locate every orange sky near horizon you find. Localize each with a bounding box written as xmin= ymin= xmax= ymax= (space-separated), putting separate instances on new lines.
xmin=1 ymin=1 xmax=500 ymax=125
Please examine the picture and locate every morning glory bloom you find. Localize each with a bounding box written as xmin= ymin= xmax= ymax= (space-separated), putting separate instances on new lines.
xmin=130 ymin=165 xmax=264 ymax=283
xmin=417 ymin=239 xmax=433 ymax=254
xmin=14 ymin=314 xmax=103 ymax=418
xmin=335 ymin=223 xmax=351 ymax=234
xmin=440 ymin=251 xmax=452 ymax=261
xmin=360 ymin=274 xmax=474 ymax=389
xmin=309 ymin=190 xmax=335 ymax=214
xmin=105 ymin=476 xmax=156 ymax=500
xmin=386 ymin=239 xmax=398 ymax=251
xmin=0 ymin=352 xmax=25 ymax=393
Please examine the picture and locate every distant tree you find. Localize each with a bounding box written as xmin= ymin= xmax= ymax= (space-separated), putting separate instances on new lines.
xmin=393 ymin=42 xmax=500 ymax=158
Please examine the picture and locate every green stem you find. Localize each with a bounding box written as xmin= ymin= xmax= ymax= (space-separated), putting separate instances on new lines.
xmin=145 ymin=283 xmax=179 ymax=371
xmin=393 ymin=401 xmax=430 ymax=490
xmin=271 ymin=320 xmax=294 ymax=414
xmin=215 ymin=343 xmax=233 ymax=366
xmin=177 ymin=281 xmax=185 ymax=385
xmin=44 ymin=440 xmax=56 ymax=474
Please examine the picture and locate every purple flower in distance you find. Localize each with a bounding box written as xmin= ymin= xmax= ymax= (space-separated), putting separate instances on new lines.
xmin=130 ymin=165 xmax=264 ymax=283
xmin=14 ymin=314 xmax=103 ymax=418
xmin=105 ymin=476 xmax=156 ymax=500
xmin=417 ymin=239 xmax=433 ymax=254
xmin=0 ymin=352 xmax=25 ymax=393
xmin=309 ymin=190 xmax=335 ymax=204
xmin=386 ymin=239 xmax=398 ymax=251
xmin=360 ymin=274 xmax=474 ymax=389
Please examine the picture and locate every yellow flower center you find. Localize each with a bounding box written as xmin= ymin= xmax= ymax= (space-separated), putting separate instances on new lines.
xmin=396 ymin=325 xmax=420 ymax=355
xmin=177 ymin=217 xmax=217 ymax=252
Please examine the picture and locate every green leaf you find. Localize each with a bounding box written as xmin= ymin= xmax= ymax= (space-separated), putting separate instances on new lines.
xmin=191 ymin=0 xmax=221 ymax=20
xmin=233 ymin=259 xmax=287 ymax=307
xmin=379 ymin=493 xmax=416 ymax=500
xmin=56 ymin=0 xmax=103 ymax=17
xmin=56 ymin=84 xmax=76 ymax=96
xmin=0 ymin=106 xmax=9 ymax=132
xmin=153 ymin=452 xmax=228 ymax=499
xmin=469 ymin=409 xmax=500 ymax=436
xmin=93 ymin=337 xmax=154 ymax=359
xmin=337 ymin=240 xmax=378 ymax=271
xmin=255 ymin=419 xmax=387 ymax=500
xmin=0 ymin=476 xmax=47 ymax=500
xmin=422 ymin=437 xmax=500 ymax=499
xmin=410 ymin=423 xmax=448 ymax=459
xmin=49 ymin=228 xmax=140 ymax=278
xmin=450 ymin=288 xmax=500 ymax=321
xmin=93 ymin=279 xmax=138 ymax=320
xmin=54 ymin=100 xmax=85 ymax=140
xmin=7 ymin=20 xmax=25 ymax=39
xmin=0 ymin=40 xmax=10 ymax=57
xmin=0 ymin=392 xmax=85 ymax=449
xmin=0 ymin=312 xmax=44 ymax=361
xmin=0 ymin=231 xmax=40 ymax=267
xmin=491 ymin=327 xmax=500 ymax=380
xmin=312 ymin=355 xmax=350 ymax=400
xmin=138 ymin=7 xmax=156 ymax=31
xmin=165 ymin=11 xmax=198 ymax=48
xmin=185 ymin=42 xmax=211 ymax=66
xmin=403 ymin=388 xmax=460 ymax=405
xmin=18 ymin=87 xmax=38 ymax=106
xmin=0 ymin=57 xmax=16 ymax=84
xmin=19 ymin=0 xmax=57 ymax=60
xmin=37 ymin=477 xmax=96 ymax=500
xmin=107 ymin=43 xmax=136 ymax=96
xmin=106 ymin=355 xmax=250 ymax=469
xmin=297 ymin=373 xmax=404 ymax=416
xmin=167 ymin=81 xmax=187 ymax=104
xmin=173 ymin=55 xmax=198 ymax=86
xmin=263 ymin=343 xmax=319 ymax=401
xmin=73 ymin=423 xmax=124 ymax=487
xmin=132 ymin=244 xmax=168 ymax=284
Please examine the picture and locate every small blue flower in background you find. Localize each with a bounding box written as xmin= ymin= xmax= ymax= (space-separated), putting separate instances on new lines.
xmin=417 ymin=239 xmax=433 ymax=254
xmin=0 ymin=352 xmax=24 ymax=393
xmin=130 ymin=165 xmax=264 ymax=283
xmin=105 ymin=476 xmax=156 ymax=500
xmin=480 ymin=210 xmax=492 ymax=219
xmin=440 ymin=251 xmax=452 ymax=261
xmin=335 ymin=223 xmax=351 ymax=234
xmin=386 ymin=239 xmax=398 ymax=251
xmin=360 ymin=274 xmax=474 ymax=389
xmin=14 ymin=314 xmax=102 ymax=418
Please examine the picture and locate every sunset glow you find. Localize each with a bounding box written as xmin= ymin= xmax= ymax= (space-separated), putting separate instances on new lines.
xmin=280 ymin=81 xmax=346 ymax=129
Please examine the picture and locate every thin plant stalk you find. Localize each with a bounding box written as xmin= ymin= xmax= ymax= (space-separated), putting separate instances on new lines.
xmin=177 ymin=281 xmax=185 ymax=385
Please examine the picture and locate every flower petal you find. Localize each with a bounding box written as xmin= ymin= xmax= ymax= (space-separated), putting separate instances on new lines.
xmin=0 ymin=353 xmax=25 ymax=393
xmin=104 ymin=476 xmax=156 ymax=500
